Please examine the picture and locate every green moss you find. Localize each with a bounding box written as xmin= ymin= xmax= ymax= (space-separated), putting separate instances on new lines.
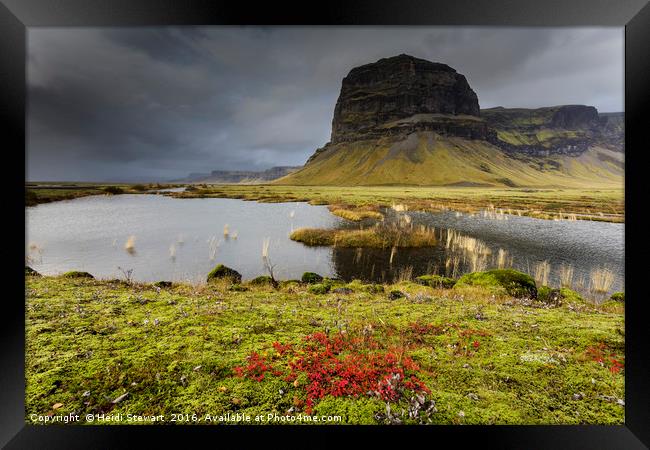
xmin=61 ymin=271 xmax=94 ymax=279
xmin=455 ymin=269 xmax=537 ymax=298
xmin=228 ymin=284 xmax=249 ymax=292
xmin=416 ymin=275 xmax=456 ymax=289
xmin=308 ymin=283 xmax=330 ymax=295
xmin=610 ymin=292 xmax=624 ymax=303
xmin=25 ymin=275 xmax=624 ymax=425
xmin=362 ymin=284 xmax=385 ymax=294
xmin=249 ymin=275 xmax=273 ymax=286
xmin=207 ymin=264 xmax=242 ymax=283
xmin=559 ymin=288 xmax=585 ymax=304
xmin=301 ymin=272 xmax=323 ymax=284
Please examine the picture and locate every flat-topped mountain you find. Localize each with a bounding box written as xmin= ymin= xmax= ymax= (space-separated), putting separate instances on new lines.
xmin=278 ymin=54 xmax=623 ymax=187
xmin=331 ymin=54 xmax=480 ymax=143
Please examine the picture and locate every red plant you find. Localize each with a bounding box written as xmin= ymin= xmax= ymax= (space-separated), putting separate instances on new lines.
xmin=472 ymin=340 xmax=480 ymax=349
xmin=233 ymin=331 xmax=430 ymax=414
xmin=585 ymin=342 xmax=624 ymax=374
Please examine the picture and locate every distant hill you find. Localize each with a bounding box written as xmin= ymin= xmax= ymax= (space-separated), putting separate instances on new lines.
xmin=276 ymin=54 xmax=623 ymax=188
xmin=179 ymin=166 xmax=301 ymax=184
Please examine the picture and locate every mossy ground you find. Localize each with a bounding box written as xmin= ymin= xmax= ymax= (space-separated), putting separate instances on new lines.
xmin=26 ymin=275 xmax=624 ymax=425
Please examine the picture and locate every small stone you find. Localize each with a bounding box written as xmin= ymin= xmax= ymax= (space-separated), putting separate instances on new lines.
xmin=458 ymin=410 xmax=465 ymax=418
xmin=573 ymin=393 xmax=584 ymax=400
xmin=467 ymin=393 xmax=479 ymax=401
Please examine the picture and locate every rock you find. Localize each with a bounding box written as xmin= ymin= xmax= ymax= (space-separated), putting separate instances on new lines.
xmin=249 ymin=275 xmax=274 ymax=285
xmin=455 ymin=269 xmax=537 ymax=299
xmin=301 ymin=272 xmax=323 ymax=284
xmin=388 ymin=290 xmax=405 ymax=300
xmin=25 ymin=266 xmax=41 ymax=277
xmin=610 ymin=292 xmax=624 ymax=302
xmin=207 ymin=264 xmax=242 ymax=283
xmin=61 ymin=271 xmax=94 ymax=279
xmin=228 ymin=284 xmax=248 ymax=292
xmin=332 ymin=287 xmax=354 ymax=294
xmin=153 ymin=281 xmax=173 ymax=288
xmin=550 ymin=105 xmax=599 ymax=129
xmin=362 ymin=284 xmax=384 ymax=294
xmin=331 ymin=54 xmax=480 ymax=143
xmin=308 ymin=283 xmax=330 ymax=295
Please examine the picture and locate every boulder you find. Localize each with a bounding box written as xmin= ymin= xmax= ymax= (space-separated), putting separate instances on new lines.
xmin=455 ymin=269 xmax=537 ymax=298
xmin=207 ymin=264 xmax=242 ymax=283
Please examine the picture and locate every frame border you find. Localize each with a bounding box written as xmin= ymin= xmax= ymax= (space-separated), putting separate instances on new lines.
xmin=3 ymin=0 xmax=649 ymax=447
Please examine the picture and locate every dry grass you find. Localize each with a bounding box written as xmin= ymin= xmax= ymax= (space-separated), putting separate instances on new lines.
xmin=559 ymin=264 xmax=574 ymax=288
xmin=533 ymin=260 xmax=551 ymax=286
xmin=290 ymin=225 xmax=436 ymax=248
xmin=124 ymin=236 xmax=136 ymax=255
xmin=590 ymin=267 xmax=615 ymax=294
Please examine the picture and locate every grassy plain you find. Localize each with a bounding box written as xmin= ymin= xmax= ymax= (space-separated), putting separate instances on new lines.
xmin=167 ymin=184 xmax=624 ymax=223
xmin=26 ymin=274 xmax=624 ymax=425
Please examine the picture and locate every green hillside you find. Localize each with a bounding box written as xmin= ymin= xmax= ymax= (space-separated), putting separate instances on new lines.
xmin=277 ymin=132 xmax=623 ymax=188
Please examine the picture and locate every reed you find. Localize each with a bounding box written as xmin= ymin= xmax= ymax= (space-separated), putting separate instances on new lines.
xmin=125 ymin=236 xmax=136 ymax=255
xmin=590 ymin=267 xmax=615 ymax=294
xmin=533 ymin=260 xmax=551 ymax=286
xmin=559 ymin=264 xmax=574 ymax=288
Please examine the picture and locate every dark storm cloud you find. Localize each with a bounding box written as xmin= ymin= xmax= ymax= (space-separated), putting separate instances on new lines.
xmin=27 ymin=27 xmax=623 ymax=181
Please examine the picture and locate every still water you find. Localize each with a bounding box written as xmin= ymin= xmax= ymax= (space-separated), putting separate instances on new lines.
xmin=26 ymin=194 xmax=623 ymax=293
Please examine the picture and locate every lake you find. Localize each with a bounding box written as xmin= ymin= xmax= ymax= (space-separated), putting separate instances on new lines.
xmin=26 ymin=194 xmax=624 ymax=294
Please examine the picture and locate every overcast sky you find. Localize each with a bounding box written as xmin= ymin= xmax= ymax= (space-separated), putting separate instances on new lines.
xmin=27 ymin=27 xmax=624 ymax=182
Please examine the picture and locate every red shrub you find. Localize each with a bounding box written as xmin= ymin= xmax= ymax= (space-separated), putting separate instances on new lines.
xmin=233 ymin=331 xmax=430 ymax=414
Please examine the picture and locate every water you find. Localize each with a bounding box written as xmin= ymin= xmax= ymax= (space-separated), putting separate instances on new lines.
xmin=25 ymin=194 xmax=624 ymax=293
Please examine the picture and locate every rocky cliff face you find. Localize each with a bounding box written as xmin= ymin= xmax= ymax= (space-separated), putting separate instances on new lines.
xmin=331 ymin=54 xmax=481 ymax=143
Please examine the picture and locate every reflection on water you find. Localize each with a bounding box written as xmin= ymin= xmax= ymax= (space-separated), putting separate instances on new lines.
xmin=26 ymin=195 xmax=623 ymax=294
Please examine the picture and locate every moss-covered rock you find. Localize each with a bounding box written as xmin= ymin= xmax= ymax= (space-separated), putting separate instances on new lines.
xmin=153 ymin=281 xmax=173 ymax=288
xmin=559 ymin=287 xmax=585 ymax=304
xmin=228 ymin=284 xmax=249 ymax=292
xmin=536 ymin=286 xmax=585 ymax=306
xmin=249 ymin=275 xmax=273 ymax=285
xmin=25 ymin=266 xmax=41 ymax=277
xmin=416 ymin=274 xmax=456 ymax=289
xmin=455 ymin=269 xmax=537 ymax=298
xmin=62 ymin=271 xmax=94 ymax=279
xmin=308 ymin=283 xmax=330 ymax=295
xmin=301 ymin=272 xmax=323 ymax=284
xmin=610 ymin=292 xmax=624 ymax=303
xmin=362 ymin=284 xmax=385 ymax=294
xmin=207 ymin=264 xmax=242 ymax=283
xmin=388 ymin=290 xmax=405 ymax=300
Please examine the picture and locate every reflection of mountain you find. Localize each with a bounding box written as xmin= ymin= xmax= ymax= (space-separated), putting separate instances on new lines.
xmin=277 ymin=54 xmax=623 ymax=187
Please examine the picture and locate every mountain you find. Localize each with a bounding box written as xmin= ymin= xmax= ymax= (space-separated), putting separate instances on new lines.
xmin=180 ymin=166 xmax=301 ymax=184
xmin=276 ymin=54 xmax=623 ymax=188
